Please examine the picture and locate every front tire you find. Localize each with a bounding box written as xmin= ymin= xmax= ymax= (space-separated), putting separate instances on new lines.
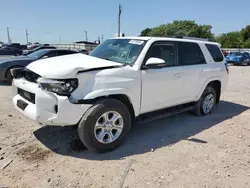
xmin=78 ymin=98 xmax=131 ymax=152
xmin=193 ymin=86 xmax=216 ymax=116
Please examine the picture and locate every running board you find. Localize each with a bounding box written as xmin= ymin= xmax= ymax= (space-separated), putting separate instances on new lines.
xmin=137 ymin=104 xmax=196 ymax=124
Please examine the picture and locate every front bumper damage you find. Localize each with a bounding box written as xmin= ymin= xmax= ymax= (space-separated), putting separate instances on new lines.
xmin=12 ymin=68 xmax=91 ymax=126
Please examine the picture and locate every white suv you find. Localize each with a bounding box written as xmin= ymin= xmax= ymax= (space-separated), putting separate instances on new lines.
xmin=12 ymin=37 xmax=229 ymax=152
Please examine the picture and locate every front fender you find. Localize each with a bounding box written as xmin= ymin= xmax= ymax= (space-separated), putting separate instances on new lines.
xmin=83 ymin=88 xmax=140 ymax=116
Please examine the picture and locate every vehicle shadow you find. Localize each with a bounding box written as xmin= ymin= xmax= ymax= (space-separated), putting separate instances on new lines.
xmin=33 ymin=101 xmax=249 ymax=160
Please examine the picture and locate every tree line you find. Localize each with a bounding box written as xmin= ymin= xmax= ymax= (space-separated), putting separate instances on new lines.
xmin=140 ymin=20 xmax=250 ymax=48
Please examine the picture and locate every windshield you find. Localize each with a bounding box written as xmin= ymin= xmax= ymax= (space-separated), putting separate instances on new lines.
xmin=89 ymin=39 xmax=146 ymax=65
xmin=231 ymin=52 xmax=243 ymax=56
xmin=27 ymin=49 xmax=48 ymax=59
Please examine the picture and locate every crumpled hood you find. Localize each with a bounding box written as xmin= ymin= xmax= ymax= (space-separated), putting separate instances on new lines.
xmin=26 ymin=53 xmax=122 ymax=78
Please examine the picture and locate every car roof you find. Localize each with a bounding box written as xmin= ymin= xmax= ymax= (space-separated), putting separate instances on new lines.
xmin=110 ymin=36 xmax=220 ymax=46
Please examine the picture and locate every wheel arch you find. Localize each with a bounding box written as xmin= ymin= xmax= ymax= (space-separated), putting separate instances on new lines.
xmin=207 ymin=80 xmax=221 ymax=104
xmin=197 ymin=77 xmax=222 ymax=104
xmin=81 ymin=88 xmax=139 ymax=119
xmin=95 ymin=94 xmax=136 ymax=123
xmin=5 ymin=65 xmax=24 ymax=78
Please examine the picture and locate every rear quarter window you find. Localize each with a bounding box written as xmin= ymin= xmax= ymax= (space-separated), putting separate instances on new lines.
xmin=205 ymin=44 xmax=224 ymax=62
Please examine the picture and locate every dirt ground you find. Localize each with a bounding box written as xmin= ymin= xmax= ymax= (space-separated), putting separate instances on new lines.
xmin=0 ymin=66 xmax=250 ymax=188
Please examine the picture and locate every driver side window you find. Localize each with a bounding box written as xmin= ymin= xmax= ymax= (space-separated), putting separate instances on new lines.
xmin=145 ymin=42 xmax=177 ymax=67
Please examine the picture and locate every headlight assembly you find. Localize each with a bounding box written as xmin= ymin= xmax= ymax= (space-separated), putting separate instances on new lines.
xmin=37 ymin=78 xmax=78 ymax=96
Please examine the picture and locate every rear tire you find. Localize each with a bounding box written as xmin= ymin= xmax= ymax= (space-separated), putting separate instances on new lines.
xmin=193 ymin=86 xmax=216 ymax=116
xmin=77 ymin=98 xmax=131 ymax=152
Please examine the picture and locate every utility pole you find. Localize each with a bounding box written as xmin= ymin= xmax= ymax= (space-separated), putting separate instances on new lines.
xmin=101 ymin=34 xmax=104 ymax=43
xmin=118 ymin=4 xmax=122 ymax=37
xmin=25 ymin=29 xmax=29 ymax=45
xmin=84 ymin=31 xmax=88 ymax=42
xmin=7 ymin=27 xmax=11 ymax=44
xmin=59 ymin=36 xmax=61 ymax=44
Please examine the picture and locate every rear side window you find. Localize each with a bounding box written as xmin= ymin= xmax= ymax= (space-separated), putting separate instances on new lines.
xmin=205 ymin=44 xmax=224 ymax=62
xmin=179 ymin=42 xmax=206 ymax=66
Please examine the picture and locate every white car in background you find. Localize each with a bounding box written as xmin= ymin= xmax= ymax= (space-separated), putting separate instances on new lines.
xmin=12 ymin=36 xmax=228 ymax=152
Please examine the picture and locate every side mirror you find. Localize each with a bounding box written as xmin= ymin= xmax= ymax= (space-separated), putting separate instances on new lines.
xmin=144 ymin=58 xmax=165 ymax=69
xmin=41 ymin=56 xmax=48 ymax=59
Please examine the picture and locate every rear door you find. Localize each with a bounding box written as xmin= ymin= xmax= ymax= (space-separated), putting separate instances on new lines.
xmin=178 ymin=42 xmax=208 ymax=102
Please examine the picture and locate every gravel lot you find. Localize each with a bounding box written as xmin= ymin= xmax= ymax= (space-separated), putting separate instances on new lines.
xmin=0 ymin=66 xmax=250 ymax=188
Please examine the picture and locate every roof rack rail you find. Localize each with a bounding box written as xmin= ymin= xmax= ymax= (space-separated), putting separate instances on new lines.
xmin=173 ymin=36 xmax=214 ymax=42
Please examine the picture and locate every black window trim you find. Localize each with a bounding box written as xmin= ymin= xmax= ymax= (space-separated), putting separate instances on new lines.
xmin=178 ymin=41 xmax=207 ymax=66
xmin=141 ymin=40 xmax=179 ymax=70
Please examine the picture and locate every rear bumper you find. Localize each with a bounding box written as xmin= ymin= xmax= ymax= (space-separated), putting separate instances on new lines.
xmin=12 ymin=78 xmax=92 ymax=126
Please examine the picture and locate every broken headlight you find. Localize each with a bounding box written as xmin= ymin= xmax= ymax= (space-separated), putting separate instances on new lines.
xmin=37 ymin=78 xmax=78 ymax=96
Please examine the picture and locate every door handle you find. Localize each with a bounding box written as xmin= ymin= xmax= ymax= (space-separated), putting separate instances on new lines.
xmin=174 ymin=73 xmax=184 ymax=78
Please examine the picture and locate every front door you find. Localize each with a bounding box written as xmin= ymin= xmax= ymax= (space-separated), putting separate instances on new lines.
xmin=141 ymin=41 xmax=184 ymax=114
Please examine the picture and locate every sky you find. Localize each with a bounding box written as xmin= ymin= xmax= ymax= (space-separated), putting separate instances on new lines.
xmin=0 ymin=0 xmax=249 ymax=44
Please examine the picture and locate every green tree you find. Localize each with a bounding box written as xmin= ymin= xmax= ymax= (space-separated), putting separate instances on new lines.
xmin=140 ymin=20 xmax=214 ymax=39
xmin=242 ymin=38 xmax=250 ymax=48
xmin=140 ymin=28 xmax=152 ymax=36
xmin=240 ymin=25 xmax=250 ymax=43
xmin=216 ymin=32 xmax=241 ymax=48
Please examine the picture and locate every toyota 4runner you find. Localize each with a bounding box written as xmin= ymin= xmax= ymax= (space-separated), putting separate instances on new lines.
xmin=11 ymin=37 xmax=229 ymax=152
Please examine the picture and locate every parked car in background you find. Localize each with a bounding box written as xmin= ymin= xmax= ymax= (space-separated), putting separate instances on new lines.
xmin=78 ymin=49 xmax=88 ymax=55
xmin=244 ymin=52 xmax=250 ymax=63
xmin=23 ymin=45 xmax=56 ymax=55
xmin=4 ymin=43 xmax=21 ymax=49
xmin=0 ymin=47 xmax=23 ymax=57
xmin=0 ymin=49 xmax=78 ymax=84
xmin=226 ymin=52 xmax=250 ymax=65
xmin=222 ymin=50 xmax=228 ymax=57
